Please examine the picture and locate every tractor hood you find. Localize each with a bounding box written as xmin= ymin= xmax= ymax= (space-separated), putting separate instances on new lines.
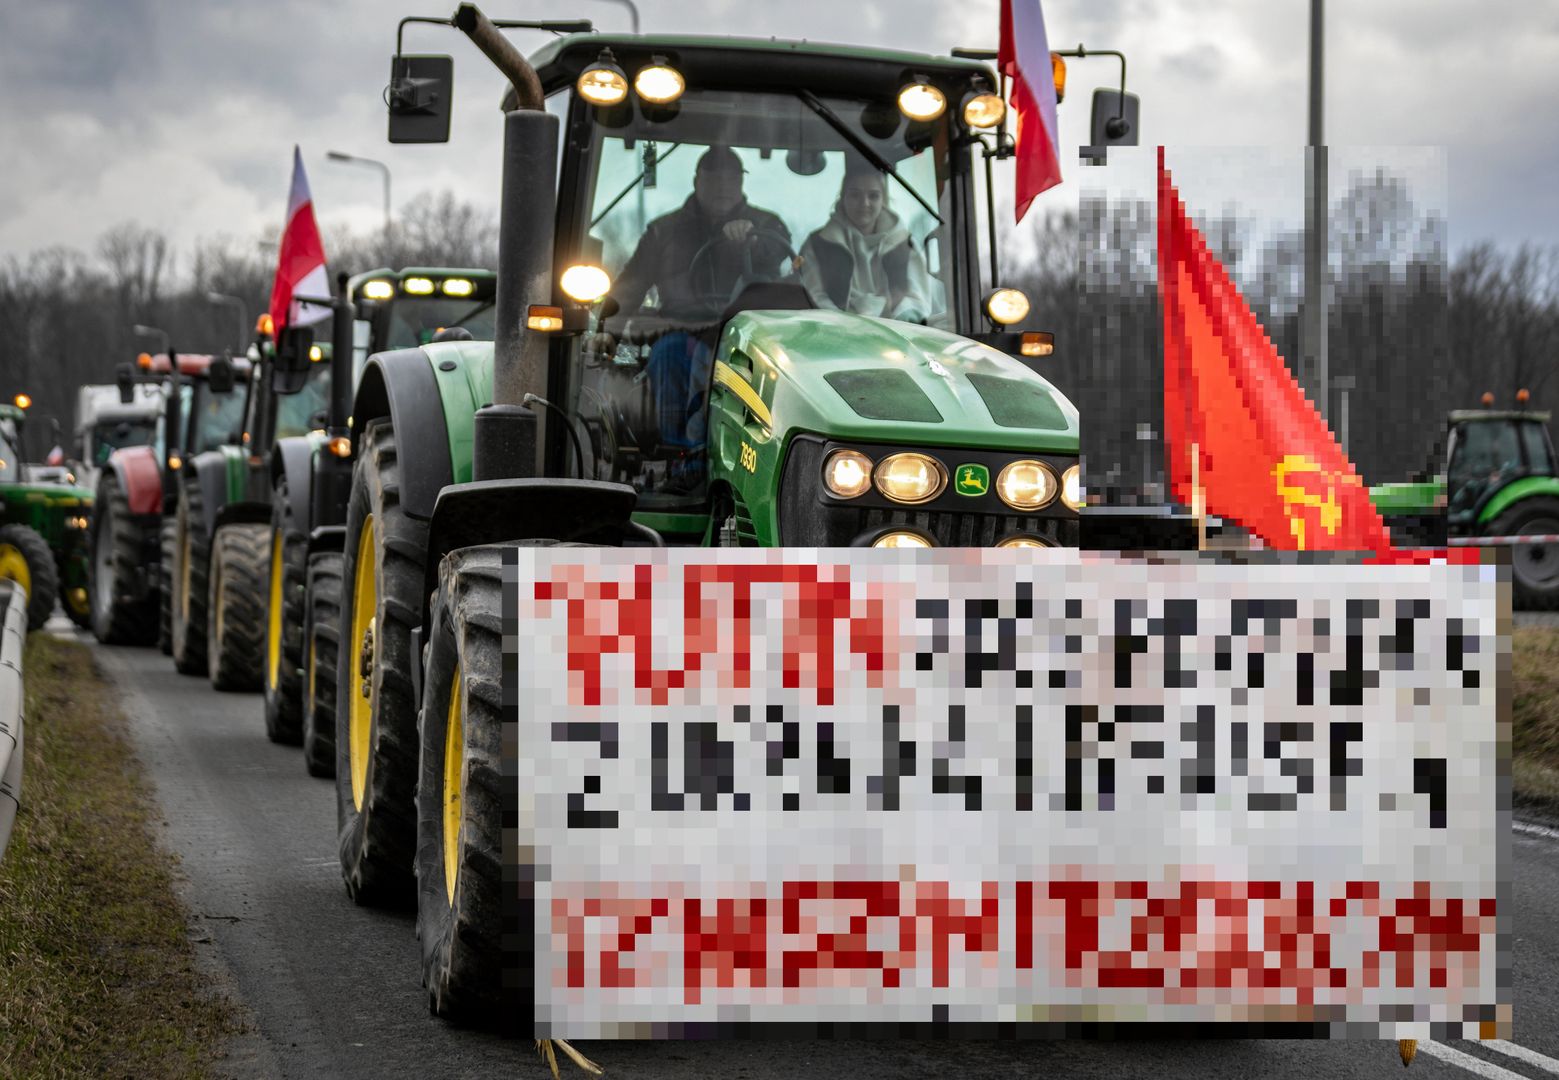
xmin=1369 ymin=479 xmax=1445 ymax=516
xmin=721 ymin=309 xmax=1078 ymax=454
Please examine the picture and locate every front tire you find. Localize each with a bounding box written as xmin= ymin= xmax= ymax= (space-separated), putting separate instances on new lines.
xmin=416 ymin=544 xmax=512 ymax=1025
xmin=1493 ymin=496 xmax=1559 ymax=610
xmin=170 ymin=483 xmax=211 ymax=675
xmin=0 ymin=524 xmax=59 ymax=631
xmin=263 ymin=480 xmax=308 ymax=742
xmin=303 ymin=551 xmax=342 ymax=778
xmin=90 ymin=469 xmax=157 ymax=644
xmin=335 ymin=420 xmax=428 ymax=905
xmin=207 ymin=523 xmax=268 ymax=692
xmin=157 ymin=516 xmax=176 ymax=654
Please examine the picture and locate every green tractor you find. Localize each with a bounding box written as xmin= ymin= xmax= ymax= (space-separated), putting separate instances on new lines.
xmin=1371 ymin=400 xmax=1559 ymax=608
xmin=322 ymin=5 xmax=1115 ymax=1023
xmin=264 ymin=267 xmax=497 ymax=771
xmin=168 ymin=326 xmax=330 ymax=689
xmin=0 ymin=402 xmax=94 ymax=631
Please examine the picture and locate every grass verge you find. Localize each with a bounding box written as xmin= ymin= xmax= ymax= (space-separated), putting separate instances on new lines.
xmin=1514 ymin=626 xmax=1559 ymax=816
xmin=0 ymin=634 xmax=239 ymax=1079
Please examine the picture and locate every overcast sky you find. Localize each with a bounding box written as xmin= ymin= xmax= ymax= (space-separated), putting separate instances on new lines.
xmin=2 ymin=0 xmax=1556 ymax=268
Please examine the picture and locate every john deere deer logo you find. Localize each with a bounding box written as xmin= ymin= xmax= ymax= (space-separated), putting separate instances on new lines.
xmin=955 ymin=463 xmax=990 ymax=496
xmin=1271 ymin=454 xmax=1360 ymax=548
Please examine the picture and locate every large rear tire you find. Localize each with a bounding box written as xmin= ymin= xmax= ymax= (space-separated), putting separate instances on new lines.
xmin=157 ymin=516 xmax=175 ymax=654
xmin=1493 ymin=496 xmax=1559 ymax=610
xmin=0 ymin=524 xmax=59 ymax=631
xmin=207 ymin=523 xmax=268 ymax=692
xmin=416 ymin=544 xmax=512 ymax=1025
xmin=89 ymin=469 xmax=157 ymax=644
xmin=170 ymin=483 xmax=211 ymax=675
xmin=263 ymin=479 xmax=308 ymax=742
xmin=335 ymin=420 xmax=427 ymax=905
xmin=303 ymin=550 xmax=342 ymax=778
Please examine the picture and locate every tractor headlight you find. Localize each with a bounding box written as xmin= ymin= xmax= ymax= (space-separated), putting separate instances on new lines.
xmin=1061 ymin=464 xmax=1083 ymax=511
xmin=578 ymin=51 xmax=629 ymax=106
xmin=873 ymin=452 xmax=946 ymax=505
xmin=360 ymin=279 xmax=395 ymax=300
xmin=635 ymin=59 xmax=685 ymax=105
xmin=560 ymin=264 xmax=612 ymax=304
xmin=962 ymin=91 xmax=1006 ymax=129
xmin=897 ymin=77 xmax=946 ymax=121
xmin=985 ymin=288 xmax=1030 ymax=326
xmin=823 ymin=449 xmax=873 ymax=499
xmin=997 ymin=533 xmax=1055 ymax=549
xmin=873 ymin=529 xmax=934 ymax=549
xmin=996 ymin=459 xmax=1057 ymax=510
xmin=440 ymin=277 xmax=475 ymax=297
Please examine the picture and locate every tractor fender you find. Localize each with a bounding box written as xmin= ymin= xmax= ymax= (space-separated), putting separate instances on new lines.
xmin=270 ymin=434 xmax=321 ymax=537
xmin=109 ymin=445 xmax=164 ymax=516
xmin=350 ymin=348 xmax=453 ymax=522
xmin=1477 ymin=475 xmax=1559 ymax=527
xmin=214 ymin=501 xmax=271 ymax=533
xmin=306 ymin=524 xmax=346 ymax=559
xmin=187 ymin=450 xmax=234 ymax=539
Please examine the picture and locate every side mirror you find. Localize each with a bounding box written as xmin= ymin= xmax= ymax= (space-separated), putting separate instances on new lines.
xmin=1081 ymin=89 xmax=1140 ymax=164
xmin=207 ymin=354 xmax=236 ymax=394
xmin=387 ymin=55 xmax=454 ymax=144
xmin=273 ymin=326 xmax=315 ymax=394
xmin=116 ymin=362 xmax=135 ymax=405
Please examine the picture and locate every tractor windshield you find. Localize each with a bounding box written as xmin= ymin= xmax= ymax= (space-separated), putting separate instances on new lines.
xmin=184 ymin=382 xmax=249 ymax=456
xmin=1448 ymin=421 xmax=1524 ymax=515
xmin=93 ymin=419 xmax=156 ymax=465
xmin=382 ymin=297 xmax=497 ymax=350
xmin=0 ymin=425 xmax=18 ymax=481
xmin=584 ymin=87 xmax=956 ymax=330
xmin=274 ymin=361 xmax=332 ymax=440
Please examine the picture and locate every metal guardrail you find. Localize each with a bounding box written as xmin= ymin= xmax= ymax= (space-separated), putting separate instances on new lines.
xmin=0 ymin=579 xmax=26 ymax=861
xmin=1448 ymin=534 xmax=1559 ymax=546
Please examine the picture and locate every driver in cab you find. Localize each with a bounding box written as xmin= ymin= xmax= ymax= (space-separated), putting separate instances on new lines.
xmin=601 ymin=145 xmax=790 ymax=490
xmin=607 ymin=144 xmax=790 ymax=322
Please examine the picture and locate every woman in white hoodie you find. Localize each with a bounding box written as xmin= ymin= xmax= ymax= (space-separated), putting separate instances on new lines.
xmin=798 ymin=162 xmax=934 ymax=324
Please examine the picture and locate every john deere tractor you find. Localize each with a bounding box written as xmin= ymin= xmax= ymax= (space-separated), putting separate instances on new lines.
xmin=89 ymin=352 xmax=245 ymax=645
xmin=0 ymin=402 xmax=94 ymax=631
xmin=316 ymin=5 xmax=1127 ymax=1025
xmin=1372 ymin=401 xmax=1559 ymax=608
xmin=168 ymin=327 xmax=329 ymax=688
xmin=264 ymin=267 xmax=496 ymax=771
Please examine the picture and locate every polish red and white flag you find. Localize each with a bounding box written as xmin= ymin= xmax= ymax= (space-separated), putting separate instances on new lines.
xmin=266 ymin=146 xmax=331 ymax=333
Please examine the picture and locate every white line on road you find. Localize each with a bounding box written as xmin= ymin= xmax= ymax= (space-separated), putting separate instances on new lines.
xmin=1483 ymin=1040 xmax=1559 ymax=1076
xmin=1515 ymin=819 xmax=1559 ymax=842
xmin=1419 ymin=1041 xmax=1530 ymax=1080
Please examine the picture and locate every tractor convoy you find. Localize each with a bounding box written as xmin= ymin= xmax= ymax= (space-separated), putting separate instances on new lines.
xmin=0 ymin=402 xmax=94 ymax=630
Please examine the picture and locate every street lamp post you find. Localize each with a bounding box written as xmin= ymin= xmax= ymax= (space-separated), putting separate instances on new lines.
xmin=327 ymin=150 xmax=392 ymax=234
xmin=1302 ymin=0 xmax=1329 ymax=421
xmin=206 ymin=292 xmax=249 ymax=353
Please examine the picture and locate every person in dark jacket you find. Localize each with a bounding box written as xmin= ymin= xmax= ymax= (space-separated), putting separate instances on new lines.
xmin=605 ymin=146 xmax=791 ymax=492
xmin=798 ymin=161 xmax=932 ymax=324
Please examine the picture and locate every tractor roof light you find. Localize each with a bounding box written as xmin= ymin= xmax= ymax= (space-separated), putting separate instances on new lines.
xmin=440 ymin=277 xmax=475 ymax=298
xmin=1481 ymin=391 xmax=1495 ymax=406
xmin=985 ymin=288 xmax=1031 ymax=326
xmin=256 ymin=313 xmax=275 ymax=338
xmin=1021 ymin=331 xmax=1054 ymax=358
xmin=873 ymin=529 xmax=934 ymax=549
xmin=137 ymin=352 xmax=154 ymax=370
xmin=1061 ymin=464 xmax=1083 ymax=511
xmin=897 ymin=76 xmax=947 ymax=122
xmin=874 ymin=451 xmax=947 ymax=505
xmin=560 ymin=264 xmax=612 ymax=304
xmin=12 ymin=393 xmax=30 ymax=409
xmin=634 ymin=58 xmax=685 ymax=105
xmin=360 ymin=279 xmax=395 ymax=301
xmin=823 ymin=449 xmax=874 ymax=499
xmin=1050 ymin=52 xmax=1067 ymax=104
xmin=1517 ymin=388 xmax=1531 ymax=404
xmin=578 ymin=49 xmax=630 ymax=106
xmin=997 ymin=459 xmax=1058 ymax=511
xmin=962 ymin=91 xmax=1006 ymax=129
xmin=402 ymin=276 xmax=435 ymax=296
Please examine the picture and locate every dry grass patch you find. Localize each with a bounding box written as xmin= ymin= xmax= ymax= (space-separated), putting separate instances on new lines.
xmin=0 ymin=635 xmax=240 ymax=1079
xmin=1514 ymin=627 xmax=1559 ymax=813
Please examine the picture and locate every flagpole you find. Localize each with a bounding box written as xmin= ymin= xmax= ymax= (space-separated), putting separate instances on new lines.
xmin=1190 ymin=440 xmax=1206 ymax=551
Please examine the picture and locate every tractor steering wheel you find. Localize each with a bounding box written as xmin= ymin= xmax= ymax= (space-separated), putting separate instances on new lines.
xmin=685 ymin=226 xmax=797 ymax=310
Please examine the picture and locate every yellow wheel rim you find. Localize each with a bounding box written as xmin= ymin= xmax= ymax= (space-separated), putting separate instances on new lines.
xmin=348 ymin=514 xmax=377 ymax=811
xmin=267 ymin=531 xmax=284 ymax=691
xmin=443 ymin=662 xmax=463 ymax=905
xmin=179 ymin=524 xmax=192 ymax=623
xmin=67 ymin=586 xmax=89 ymax=616
xmin=307 ymin=635 xmax=317 ymax=715
xmin=0 ymin=543 xmax=31 ymax=598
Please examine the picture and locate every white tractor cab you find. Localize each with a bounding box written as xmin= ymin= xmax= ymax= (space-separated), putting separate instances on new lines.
xmin=74 ymin=381 xmax=164 ymax=492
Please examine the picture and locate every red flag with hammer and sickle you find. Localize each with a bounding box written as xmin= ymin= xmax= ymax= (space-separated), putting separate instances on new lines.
xmin=1158 ymin=148 xmax=1391 ymax=552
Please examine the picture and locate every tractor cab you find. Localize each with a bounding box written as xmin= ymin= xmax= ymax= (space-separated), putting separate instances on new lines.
xmin=1444 ymin=409 xmax=1556 ymax=527
xmin=523 ymin=35 xmax=1081 ymax=545
xmin=347 ymin=268 xmax=499 ymax=384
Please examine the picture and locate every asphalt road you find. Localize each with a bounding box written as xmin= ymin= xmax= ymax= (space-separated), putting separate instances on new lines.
xmin=71 ymin=625 xmax=1559 ymax=1080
